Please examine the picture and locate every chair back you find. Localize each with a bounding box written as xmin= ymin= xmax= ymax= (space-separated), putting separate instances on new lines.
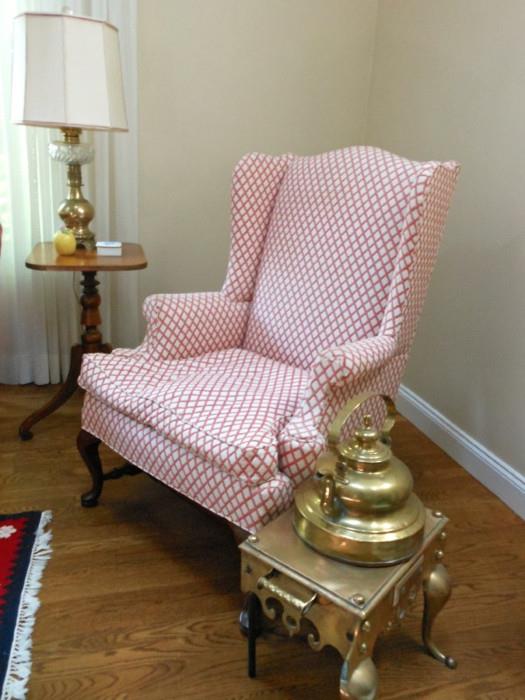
xmin=241 ymin=146 xmax=459 ymax=368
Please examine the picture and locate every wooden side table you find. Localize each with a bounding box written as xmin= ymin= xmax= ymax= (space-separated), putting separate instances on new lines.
xmin=19 ymin=242 xmax=147 ymax=440
xmin=240 ymin=509 xmax=456 ymax=700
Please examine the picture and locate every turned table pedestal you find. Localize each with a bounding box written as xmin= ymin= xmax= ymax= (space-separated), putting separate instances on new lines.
xmin=240 ymin=508 xmax=456 ymax=699
xmin=19 ymin=242 xmax=147 ymax=440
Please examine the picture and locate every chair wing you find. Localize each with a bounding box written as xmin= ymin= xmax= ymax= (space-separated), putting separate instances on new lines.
xmin=277 ymin=156 xmax=460 ymax=486
xmin=222 ymin=152 xmax=291 ymax=302
xmin=242 ymin=147 xmax=459 ymax=369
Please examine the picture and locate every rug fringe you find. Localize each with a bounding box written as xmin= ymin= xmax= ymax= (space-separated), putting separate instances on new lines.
xmin=1 ymin=511 xmax=53 ymax=700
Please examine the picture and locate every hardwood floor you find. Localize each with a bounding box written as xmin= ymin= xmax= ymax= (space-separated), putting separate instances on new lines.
xmin=1 ymin=384 xmax=524 ymax=699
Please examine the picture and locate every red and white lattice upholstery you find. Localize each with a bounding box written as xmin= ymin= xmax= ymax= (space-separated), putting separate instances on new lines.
xmin=79 ymin=146 xmax=459 ymax=533
xmin=222 ymin=153 xmax=291 ymax=302
xmin=82 ymin=394 xmax=294 ymax=532
xmin=80 ymin=347 xmax=309 ymax=484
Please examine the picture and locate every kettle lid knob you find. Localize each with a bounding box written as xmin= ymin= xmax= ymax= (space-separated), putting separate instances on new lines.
xmin=338 ymin=413 xmax=391 ymax=467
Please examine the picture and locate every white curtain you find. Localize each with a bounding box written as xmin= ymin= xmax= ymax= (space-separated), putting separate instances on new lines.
xmin=0 ymin=0 xmax=139 ymax=385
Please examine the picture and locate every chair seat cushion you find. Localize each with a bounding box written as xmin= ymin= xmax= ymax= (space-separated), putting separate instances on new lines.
xmin=79 ymin=348 xmax=309 ymax=484
xmin=81 ymin=393 xmax=295 ymax=533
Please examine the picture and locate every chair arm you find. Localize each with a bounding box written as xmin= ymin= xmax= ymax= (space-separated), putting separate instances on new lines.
xmin=143 ymin=292 xmax=251 ymax=360
xmin=278 ymin=335 xmax=398 ymax=485
xmin=286 ymin=334 xmax=398 ymax=434
xmin=309 ymin=335 xmax=397 ymax=392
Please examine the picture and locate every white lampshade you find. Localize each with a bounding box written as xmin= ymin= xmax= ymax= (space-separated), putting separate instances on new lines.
xmin=11 ymin=12 xmax=128 ymax=131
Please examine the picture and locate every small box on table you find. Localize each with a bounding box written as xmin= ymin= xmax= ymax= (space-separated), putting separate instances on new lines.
xmin=95 ymin=241 xmax=122 ymax=256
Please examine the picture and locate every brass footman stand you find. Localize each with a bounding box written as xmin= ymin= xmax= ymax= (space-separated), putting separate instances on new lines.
xmin=240 ymin=393 xmax=457 ymax=699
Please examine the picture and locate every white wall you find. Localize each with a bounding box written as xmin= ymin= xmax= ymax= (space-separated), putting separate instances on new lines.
xmin=137 ymin=0 xmax=378 ymax=300
xmin=366 ymin=0 xmax=525 ymax=482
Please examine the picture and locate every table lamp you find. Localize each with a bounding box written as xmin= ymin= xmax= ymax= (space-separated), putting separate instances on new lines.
xmin=11 ymin=11 xmax=128 ymax=250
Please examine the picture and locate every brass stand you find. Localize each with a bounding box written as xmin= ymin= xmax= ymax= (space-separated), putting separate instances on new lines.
xmin=240 ymin=509 xmax=456 ymax=700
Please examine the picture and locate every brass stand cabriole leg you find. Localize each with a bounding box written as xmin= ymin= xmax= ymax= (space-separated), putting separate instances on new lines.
xmin=339 ymin=656 xmax=378 ymax=700
xmin=339 ymin=624 xmax=379 ymax=700
xmin=422 ymin=563 xmax=457 ymax=669
xmin=77 ymin=429 xmax=103 ymax=507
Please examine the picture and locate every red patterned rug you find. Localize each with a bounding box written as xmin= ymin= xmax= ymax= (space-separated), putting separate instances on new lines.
xmin=0 ymin=512 xmax=52 ymax=700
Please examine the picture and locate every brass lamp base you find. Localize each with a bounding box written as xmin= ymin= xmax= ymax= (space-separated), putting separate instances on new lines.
xmin=49 ymin=128 xmax=96 ymax=250
xmin=294 ymin=482 xmax=426 ymax=566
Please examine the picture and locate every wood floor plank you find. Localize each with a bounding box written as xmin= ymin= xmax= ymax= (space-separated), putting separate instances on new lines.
xmin=1 ymin=384 xmax=524 ymax=699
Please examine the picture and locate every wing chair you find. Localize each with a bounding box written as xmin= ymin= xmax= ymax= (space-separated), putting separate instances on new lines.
xmin=77 ymin=146 xmax=459 ymax=534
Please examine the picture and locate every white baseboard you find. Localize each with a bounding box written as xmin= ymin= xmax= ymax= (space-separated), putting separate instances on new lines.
xmin=397 ymin=385 xmax=525 ymax=520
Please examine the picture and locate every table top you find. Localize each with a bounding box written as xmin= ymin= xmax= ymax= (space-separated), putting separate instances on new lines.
xmin=25 ymin=242 xmax=148 ymax=272
xmin=240 ymin=508 xmax=445 ymax=617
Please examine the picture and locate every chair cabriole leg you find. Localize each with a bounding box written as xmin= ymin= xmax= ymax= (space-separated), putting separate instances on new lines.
xmin=77 ymin=429 xmax=103 ymax=507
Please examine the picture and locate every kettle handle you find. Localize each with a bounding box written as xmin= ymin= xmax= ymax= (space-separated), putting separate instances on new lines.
xmin=327 ymin=392 xmax=397 ymax=449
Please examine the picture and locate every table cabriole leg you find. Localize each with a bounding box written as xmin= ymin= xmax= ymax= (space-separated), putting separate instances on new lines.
xmin=422 ymin=562 xmax=457 ymax=669
xmin=18 ymin=343 xmax=84 ymax=440
xmin=18 ymin=269 xmax=111 ymax=440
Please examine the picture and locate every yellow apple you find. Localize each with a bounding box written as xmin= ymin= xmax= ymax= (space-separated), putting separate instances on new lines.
xmin=53 ymin=229 xmax=77 ymax=256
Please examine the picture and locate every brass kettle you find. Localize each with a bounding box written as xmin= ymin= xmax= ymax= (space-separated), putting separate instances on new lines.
xmin=294 ymin=393 xmax=425 ymax=566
